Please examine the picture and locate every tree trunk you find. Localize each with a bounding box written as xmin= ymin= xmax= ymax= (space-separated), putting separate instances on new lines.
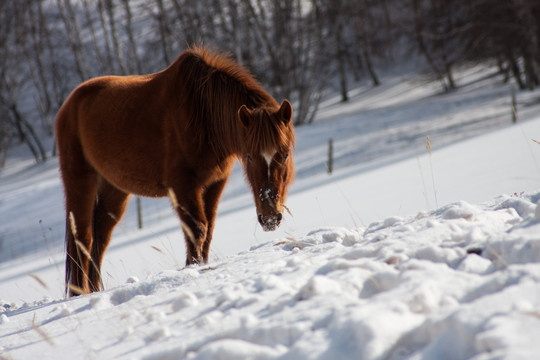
xmin=82 ymin=0 xmax=107 ymax=72
xmin=57 ymin=0 xmax=91 ymax=81
xmin=122 ymin=0 xmax=143 ymax=74
xmin=96 ymin=0 xmax=115 ymax=72
xmin=9 ymin=104 xmax=47 ymax=163
xmin=104 ymin=0 xmax=128 ymax=74
xmin=412 ymin=0 xmax=447 ymax=91
xmin=154 ymin=0 xmax=171 ymax=66
xmin=335 ymin=15 xmax=349 ymax=102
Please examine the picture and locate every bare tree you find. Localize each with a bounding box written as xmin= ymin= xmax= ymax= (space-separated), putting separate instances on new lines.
xmin=82 ymin=0 xmax=108 ymax=74
xmin=56 ymin=0 xmax=91 ymax=81
xmin=0 ymin=105 xmax=10 ymax=167
xmin=3 ymin=0 xmax=539 ymax=167
xmin=455 ymin=0 xmax=540 ymax=90
xmin=96 ymin=0 xmax=116 ymax=72
xmin=104 ymin=0 xmax=128 ymax=74
xmin=121 ymin=0 xmax=143 ymax=74
xmin=411 ymin=0 xmax=457 ymax=91
xmin=0 ymin=0 xmax=47 ymax=163
xmin=37 ymin=0 xmax=67 ymax=116
xmin=171 ymin=0 xmax=204 ymax=46
xmin=154 ymin=0 xmax=172 ymax=65
xmin=241 ymin=0 xmax=329 ymax=125
xmin=0 ymin=0 xmax=14 ymax=164
xmin=353 ymin=0 xmax=381 ymax=87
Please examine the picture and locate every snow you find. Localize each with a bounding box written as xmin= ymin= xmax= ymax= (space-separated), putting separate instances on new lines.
xmin=1 ymin=67 xmax=540 ymax=359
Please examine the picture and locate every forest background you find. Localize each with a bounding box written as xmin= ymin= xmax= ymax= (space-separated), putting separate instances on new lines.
xmin=1 ymin=0 xmax=539 ymax=165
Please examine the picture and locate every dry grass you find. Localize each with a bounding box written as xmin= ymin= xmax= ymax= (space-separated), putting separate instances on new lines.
xmin=150 ymin=246 xmax=166 ymax=255
xmin=426 ymin=136 xmax=439 ymax=208
xmin=31 ymin=313 xmax=54 ymax=347
xmin=67 ymin=284 xmax=85 ymax=296
xmin=67 ymin=212 xmax=101 ymax=293
xmin=29 ymin=274 xmax=49 ymax=290
xmin=167 ymin=188 xmax=195 ymax=245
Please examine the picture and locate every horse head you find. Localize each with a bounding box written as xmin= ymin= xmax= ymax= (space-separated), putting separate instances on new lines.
xmin=238 ymin=100 xmax=295 ymax=231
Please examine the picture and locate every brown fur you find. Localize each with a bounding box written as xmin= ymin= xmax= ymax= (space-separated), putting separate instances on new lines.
xmin=56 ymin=46 xmax=295 ymax=296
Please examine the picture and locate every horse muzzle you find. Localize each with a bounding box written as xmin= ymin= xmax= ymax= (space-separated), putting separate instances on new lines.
xmin=258 ymin=212 xmax=283 ymax=232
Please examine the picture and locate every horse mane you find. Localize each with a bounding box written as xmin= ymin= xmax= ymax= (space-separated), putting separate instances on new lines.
xmin=243 ymin=107 xmax=296 ymax=154
xmin=168 ymin=46 xmax=293 ymax=157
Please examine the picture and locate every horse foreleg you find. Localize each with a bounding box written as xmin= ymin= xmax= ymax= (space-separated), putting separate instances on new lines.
xmin=88 ymin=180 xmax=130 ymax=292
xmin=201 ymin=179 xmax=228 ymax=263
xmin=169 ymin=185 xmax=207 ymax=265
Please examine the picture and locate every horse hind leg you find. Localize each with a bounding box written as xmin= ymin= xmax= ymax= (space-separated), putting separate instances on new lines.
xmin=62 ymin=167 xmax=99 ymax=296
xmin=88 ymin=179 xmax=130 ymax=292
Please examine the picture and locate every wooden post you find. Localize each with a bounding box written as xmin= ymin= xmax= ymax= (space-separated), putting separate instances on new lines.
xmin=327 ymin=138 xmax=333 ymax=174
xmin=511 ymin=86 xmax=518 ymax=123
xmin=136 ymin=197 xmax=143 ymax=229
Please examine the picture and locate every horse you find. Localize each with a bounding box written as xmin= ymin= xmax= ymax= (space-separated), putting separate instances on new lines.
xmin=55 ymin=46 xmax=295 ymax=296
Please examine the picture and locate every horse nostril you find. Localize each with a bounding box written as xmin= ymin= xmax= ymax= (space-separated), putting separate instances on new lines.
xmin=277 ymin=213 xmax=282 ymax=222
xmin=258 ymin=214 xmax=264 ymax=224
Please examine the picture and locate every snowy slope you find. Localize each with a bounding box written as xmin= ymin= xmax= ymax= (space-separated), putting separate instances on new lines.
xmin=1 ymin=192 xmax=540 ymax=359
xmin=1 ymin=67 xmax=540 ymax=359
xmin=2 ymin=66 xmax=539 ymax=303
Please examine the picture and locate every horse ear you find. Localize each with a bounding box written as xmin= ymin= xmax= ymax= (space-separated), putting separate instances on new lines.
xmin=238 ymin=105 xmax=252 ymax=128
xmin=278 ymin=99 xmax=293 ymax=124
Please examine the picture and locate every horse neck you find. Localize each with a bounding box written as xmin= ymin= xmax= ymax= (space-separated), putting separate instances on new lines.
xmin=163 ymin=51 xmax=277 ymax=159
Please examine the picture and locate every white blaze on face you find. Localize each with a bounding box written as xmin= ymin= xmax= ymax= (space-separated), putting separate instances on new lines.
xmin=261 ymin=150 xmax=276 ymax=180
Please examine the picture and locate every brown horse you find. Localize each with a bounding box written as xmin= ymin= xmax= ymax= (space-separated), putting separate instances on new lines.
xmin=55 ymin=46 xmax=295 ymax=296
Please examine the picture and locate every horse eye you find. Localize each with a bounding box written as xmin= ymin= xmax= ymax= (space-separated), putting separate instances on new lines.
xmin=282 ymin=153 xmax=289 ymax=161
xmin=247 ymin=155 xmax=253 ymax=162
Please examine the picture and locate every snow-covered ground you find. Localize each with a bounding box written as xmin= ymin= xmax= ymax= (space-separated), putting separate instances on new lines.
xmin=1 ymin=67 xmax=540 ymax=359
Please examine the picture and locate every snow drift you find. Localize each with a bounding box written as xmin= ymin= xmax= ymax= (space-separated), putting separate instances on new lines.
xmin=2 ymin=192 xmax=540 ymax=359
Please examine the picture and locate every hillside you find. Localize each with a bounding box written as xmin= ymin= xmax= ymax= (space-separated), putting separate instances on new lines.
xmin=1 ymin=67 xmax=540 ymax=359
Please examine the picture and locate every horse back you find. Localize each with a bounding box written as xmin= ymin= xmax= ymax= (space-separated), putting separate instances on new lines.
xmin=56 ymin=74 xmax=178 ymax=197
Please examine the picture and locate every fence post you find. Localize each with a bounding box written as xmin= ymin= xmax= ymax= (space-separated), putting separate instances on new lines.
xmin=137 ymin=197 xmax=143 ymax=229
xmin=511 ymin=86 xmax=518 ymax=123
xmin=327 ymin=138 xmax=333 ymax=174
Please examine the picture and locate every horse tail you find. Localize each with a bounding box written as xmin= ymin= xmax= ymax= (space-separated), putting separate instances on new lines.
xmin=92 ymin=197 xmax=99 ymax=256
xmin=64 ymin=213 xmax=80 ymax=296
xmin=64 ymin=221 xmax=72 ymax=297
